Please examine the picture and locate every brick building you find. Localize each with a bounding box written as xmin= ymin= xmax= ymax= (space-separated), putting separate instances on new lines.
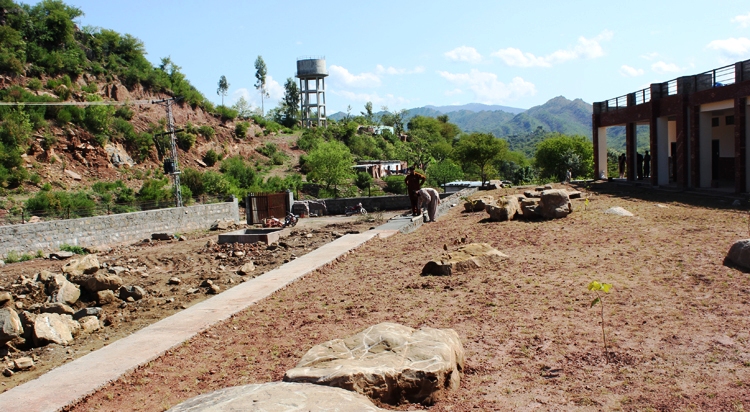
xmin=592 ymin=58 xmax=750 ymax=193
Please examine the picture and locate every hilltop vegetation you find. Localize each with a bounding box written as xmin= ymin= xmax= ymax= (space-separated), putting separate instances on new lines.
xmin=0 ymin=0 xmax=599 ymax=228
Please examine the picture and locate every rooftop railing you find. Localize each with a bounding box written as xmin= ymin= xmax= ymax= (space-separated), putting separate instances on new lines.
xmin=596 ymin=59 xmax=750 ymax=113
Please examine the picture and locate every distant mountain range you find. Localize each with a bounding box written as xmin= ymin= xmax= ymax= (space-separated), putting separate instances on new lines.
xmin=330 ymin=96 xmax=596 ymax=138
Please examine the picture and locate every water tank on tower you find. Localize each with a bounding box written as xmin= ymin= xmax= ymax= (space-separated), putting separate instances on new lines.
xmin=296 ymin=57 xmax=328 ymax=128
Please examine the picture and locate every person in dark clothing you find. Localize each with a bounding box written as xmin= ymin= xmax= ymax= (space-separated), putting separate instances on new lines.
xmin=636 ymin=152 xmax=644 ymax=180
xmin=618 ymin=153 xmax=626 ymax=179
xmin=643 ymin=150 xmax=651 ymax=178
xmin=405 ymin=167 xmax=426 ymax=216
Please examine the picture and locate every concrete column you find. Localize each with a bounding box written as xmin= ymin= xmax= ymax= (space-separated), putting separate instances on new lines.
xmin=626 ymin=123 xmax=636 ymax=181
xmin=698 ymin=110 xmax=713 ymax=188
xmin=655 ymin=117 xmax=669 ymax=186
xmin=594 ymin=126 xmax=608 ymax=179
xmin=738 ymin=97 xmax=749 ymax=192
xmin=689 ymin=105 xmax=701 ymax=188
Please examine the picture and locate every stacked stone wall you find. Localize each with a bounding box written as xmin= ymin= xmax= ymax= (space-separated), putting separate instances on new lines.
xmin=0 ymin=200 xmax=239 ymax=257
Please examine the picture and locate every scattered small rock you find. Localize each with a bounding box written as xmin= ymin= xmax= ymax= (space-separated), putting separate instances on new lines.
xmin=168 ymin=277 xmax=182 ymax=285
xmin=14 ymin=357 xmax=34 ymax=370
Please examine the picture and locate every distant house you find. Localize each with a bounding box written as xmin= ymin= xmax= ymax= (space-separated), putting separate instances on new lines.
xmin=356 ymin=125 xmax=395 ymax=136
xmin=354 ymin=160 xmax=406 ymax=178
xmin=443 ymin=181 xmax=483 ymax=193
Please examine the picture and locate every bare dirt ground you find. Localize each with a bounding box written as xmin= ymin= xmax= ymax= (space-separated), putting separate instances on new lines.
xmin=7 ymin=183 xmax=750 ymax=411
xmin=0 ymin=213 xmax=392 ymax=391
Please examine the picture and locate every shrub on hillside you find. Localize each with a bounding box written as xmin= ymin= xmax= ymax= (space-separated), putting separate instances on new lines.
xmin=235 ymin=122 xmax=249 ymax=139
xmin=176 ymin=131 xmax=196 ymax=151
xmin=215 ymin=105 xmax=238 ymax=121
xmin=198 ymin=125 xmax=215 ymax=139
xmin=384 ymin=175 xmax=406 ymax=194
xmin=181 ymin=168 xmax=204 ymax=197
xmin=203 ymin=149 xmax=219 ymax=166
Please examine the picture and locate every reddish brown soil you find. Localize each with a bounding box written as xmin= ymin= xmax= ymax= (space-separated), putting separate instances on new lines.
xmin=10 ymin=184 xmax=750 ymax=411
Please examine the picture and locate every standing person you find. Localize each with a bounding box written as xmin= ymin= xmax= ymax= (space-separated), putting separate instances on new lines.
xmin=636 ymin=152 xmax=644 ymax=180
xmin=405 ymin=167 xmax=426 ymax=216
xmin=565 ymin=169 xmax=572 ymax=184
xmin=618 ymin=153 xmax=626 ymax=179
xmin=643 ymin=150 xmax=651 ymax=178
xmin=417 ymin=187 xmax=441 ymax=222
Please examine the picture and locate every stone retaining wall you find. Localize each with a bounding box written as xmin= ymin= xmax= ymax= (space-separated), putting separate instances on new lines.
xmin=0 ymin=200 xmax=239 ymax=258
xmin=322 ymin=193 xmax=454 ymax=215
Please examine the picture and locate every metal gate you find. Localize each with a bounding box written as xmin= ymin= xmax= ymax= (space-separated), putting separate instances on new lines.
xmin=245 ymin=192 xmax=290 ymax=224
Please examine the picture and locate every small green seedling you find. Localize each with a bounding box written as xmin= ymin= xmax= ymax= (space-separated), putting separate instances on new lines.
xmin=583 ymin=198 xmax=590 ymax=211
xmin=588 ymin=280 xmax=613 ymax=362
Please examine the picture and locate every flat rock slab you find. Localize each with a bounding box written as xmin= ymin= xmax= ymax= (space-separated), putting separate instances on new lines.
xmin=422 ymin=243 xmax=508 ymax=276
xmin=284 ymin=322 xmax=464 ymax=405
xmin=167 ymin=382 xmax=387 ymax=412
xmin=604 ymin=206 xmax=634 ymax=216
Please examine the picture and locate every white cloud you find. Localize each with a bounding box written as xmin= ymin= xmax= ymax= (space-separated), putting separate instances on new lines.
xmin=438 ymin=69 xmax=536 ymax=104
xmin=329 ymin=65 xmax=381 ymax=88
xmin=375 ymin=65 xmax=425 ymax=75
xmin=619 ymin=65 xmax=644 ymax=77
xmin=706 ymin=37 xmax=750 ymax=58
xmin=445 ymin=88 xmax=463 ymax=96
xmin=640 ymin=52 xmax=659 ymax=61
xmin=444 ymin=46 xmax=482 ymax=63
xmin=492 ymin=30 xmax=612 ymax=67
xmin=651 ymin=61 xmax=682 ymax=74
xmin=732 ymin=13 xmax=750 ymax=28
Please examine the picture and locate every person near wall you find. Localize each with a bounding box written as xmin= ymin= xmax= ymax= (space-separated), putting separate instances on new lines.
xmin=636 ymin=152 xmax=644 ymax=180
xmin=618 ymin=153 xmax=626 ymax=179
xmin=405 ymin=167 xmax=426 ymax=217
xmin=643 ymin=150 xmax=651 ymax=178
xmin=417 ymin=187 xmax=441 ymax=222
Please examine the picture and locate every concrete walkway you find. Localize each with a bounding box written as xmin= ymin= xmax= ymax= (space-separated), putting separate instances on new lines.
xmin=0 ymin=189 xmax=474 ymax=412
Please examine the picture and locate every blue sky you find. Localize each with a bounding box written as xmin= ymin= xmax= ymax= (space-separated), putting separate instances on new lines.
xmin=41 ymin=0 xmax=750 ymax=114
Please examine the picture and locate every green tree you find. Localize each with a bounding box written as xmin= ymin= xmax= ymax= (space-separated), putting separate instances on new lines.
xmin=361 ymin=101 xmax=373 ymax=124
xmin=280 ymin=77 xmax=300 ymax=128
xmin=534 ymin=134 xmax=594 ymax=181
xmin=426 ymin=159 xmax=463 ymax=191
xmin=232 ymin=96 xmax=254 ymax=119
xmin=306 ymin=140 xmax=354 ymax=194
xmin=453 ymin=132 xmax=507 ymax=185
xmin=254 ymin=55 xmax=269 ymax=116
xmin=217 ymin=75 xmax=229 ymax=106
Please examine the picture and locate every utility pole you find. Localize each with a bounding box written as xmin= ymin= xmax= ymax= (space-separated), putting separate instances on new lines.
xmin=153 ymin=97 xmax=183 ymax=207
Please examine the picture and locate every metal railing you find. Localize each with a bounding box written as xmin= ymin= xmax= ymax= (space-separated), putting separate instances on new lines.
xmin=598 ymin=59 xmax=750 ymax=112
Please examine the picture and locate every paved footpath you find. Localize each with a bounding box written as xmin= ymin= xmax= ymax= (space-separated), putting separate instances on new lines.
xmin=0 ymin=189 xmax=472 ymax=412
xmin=0 ymin=229 xmax=397 ymax=412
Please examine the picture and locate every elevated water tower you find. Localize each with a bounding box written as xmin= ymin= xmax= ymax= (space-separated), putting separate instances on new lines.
xmin=296 ymin=57 xmax=328 ymax=128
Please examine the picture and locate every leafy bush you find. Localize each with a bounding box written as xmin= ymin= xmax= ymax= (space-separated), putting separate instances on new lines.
xmin=355 ymin=171 xmax=373 ymax=190
xmin=114 ymin=105 xmax=134 ymax=120
xmin=198 ymin=125 xmax=215 ymax=139
xmin=60 ymin=244 xmax=87 ymax=255
xmin=270 ymin=152 xmax=286 ymax=165
xmin=256 ymin=142 xmax=278 ymax=157
xmin=203 ymin=149 xmax=219 ymax=166
xmin=176 ymin=131 xmax=196 ymax=151
xmin=235 ymin=122 xmax=249 ymax=139
xmin=384 ymin=175 xmax=407 ymax=194
xmin=27 ymin=78 xmax=43 ymax=91
xmin=136 ymin=178 xmax=173 ymax=210
xmin=181 ymin=168 xmax=204 ymax=196
xmin=215 ymin=105 xmax=238 ymax=121
xmin=25 ymin=190 xmax=97 ymax=218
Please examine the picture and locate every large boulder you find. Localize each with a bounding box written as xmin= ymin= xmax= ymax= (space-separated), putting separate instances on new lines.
xmin=520 ymin=198 xmax=541 ymax=218
xmin=537 ymin=189 xmax=572 ymax=219
xmin=725 ymin=239 xmax=750 ymax=270
xmin=33 ymin=313 xmax=74 ymax=346
xmin=485 ymin=196 xmax=519 ymax=221
xmin=82 ymin=273 xmax=123 ymax=293
xmin=284 ymin=322 xmax=464 ymax=405
xmin=422 ymin=243 xmax=508 ymax=276
xmin=62 ymin=254 xmax=100 ymax=278
xmin=167 ymin=382 xmax=387 ymax=412
xmin=43 ymin=273 xmax=80 ymax=305
xmin=0 ymin=308 xmax=23 ymax=344
xmin=463 ymin=196 xmax=493 ymax=212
